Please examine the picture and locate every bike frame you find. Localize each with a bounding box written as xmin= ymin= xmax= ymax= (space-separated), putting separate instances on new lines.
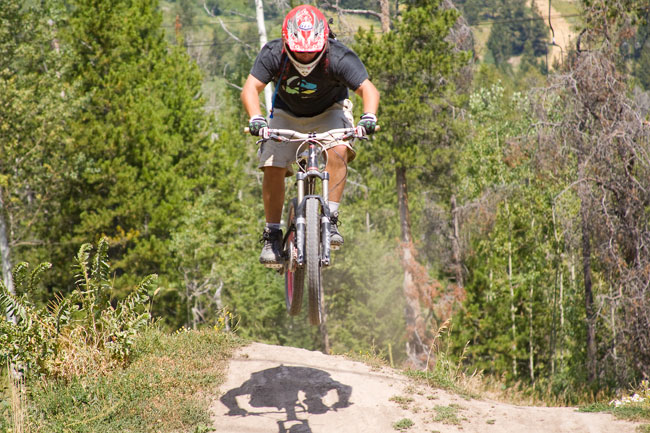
xmin=257 ymin=127 xmax=364 ymax=268
xmin=254 ymin=126 xmax=367 ymax=324
xmin=294 ymin=139 xmax=332 ymax=267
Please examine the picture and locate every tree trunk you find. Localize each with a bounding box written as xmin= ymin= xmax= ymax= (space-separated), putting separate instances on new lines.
xmin=379 ymin=0 xmax=390 ymax=33
xmin=574 ymin=135 xmax=597 ymax=382
xmin=396 ymin=166 xmax=427 ymax=368
xmin=0 ymin=189 xmax=16 ymax=324
xmin=556 ymin=262 xmax=564 ymax=366
xmin=528 ymin=218 xmax=535 ymax=382
xmin=551 ymin=207 xmax=566 ymax=375
xmin=529 ymin=283 xmax=534 ymax=382
xmin=506 ymin=200 xmax=517 ymax=377
xmin=450 ymin=195 xmax=464 ymax=288
xmin=254 ymin=0 xmax=273 ymax=114
xmin=579 ymin=187 xmax=597 ymax=382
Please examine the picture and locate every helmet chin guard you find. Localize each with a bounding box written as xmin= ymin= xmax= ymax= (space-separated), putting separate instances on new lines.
xmin=284 ymin=43 xmax=327 ymax=77
xmin=282 ymin=5 xmax=329 ymax=76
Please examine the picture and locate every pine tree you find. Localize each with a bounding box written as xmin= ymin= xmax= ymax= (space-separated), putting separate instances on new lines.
xmin=354 ymin=0 xmax=470 ymax=367
xmin=59 ymin=0 xmax=212 ymax=298
xmin=0 ymin=0 xmax=75 ymax=301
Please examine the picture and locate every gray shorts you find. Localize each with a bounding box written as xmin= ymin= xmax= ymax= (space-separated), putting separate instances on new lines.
xmin=258 ymin=99 xmax=356 ymax=172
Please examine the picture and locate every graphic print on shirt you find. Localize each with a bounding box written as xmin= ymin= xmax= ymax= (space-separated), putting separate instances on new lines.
xmin=283 ymin=75 xmax=318 ymax=95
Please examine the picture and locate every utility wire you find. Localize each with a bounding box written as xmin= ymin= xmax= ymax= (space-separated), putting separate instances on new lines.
xmin=473 ymin=13 xmax=580 ymax=26
xmin=182 ymin=13 xmax=581 ymax=49
xmin=162 ymin=20 xmax=250 ymax=27
xmin=165 ymin=12 xmax=582 ymax=30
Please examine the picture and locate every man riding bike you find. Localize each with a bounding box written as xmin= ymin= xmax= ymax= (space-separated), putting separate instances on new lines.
xmin=241 ymin=4 xmax=380 ymax=267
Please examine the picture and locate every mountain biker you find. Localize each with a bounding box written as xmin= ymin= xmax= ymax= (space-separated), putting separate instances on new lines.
xmin=241 ymin=4 xmax=380 ymax=267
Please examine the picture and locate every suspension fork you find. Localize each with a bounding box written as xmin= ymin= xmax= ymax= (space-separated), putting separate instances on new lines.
xmin=309 ymin=139 xmax=331 ymax=266
xmin=321 ymin=172 xmax=331 ymax=266
xmin=296 ymin=172 xmax=306 ymax=265
xmin=294 ymin=172 xmax=331 ymax=266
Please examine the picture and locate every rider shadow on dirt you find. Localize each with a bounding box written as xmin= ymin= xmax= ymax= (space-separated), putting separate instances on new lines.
xmin=220 ymin=365 xmax=352 ymax=433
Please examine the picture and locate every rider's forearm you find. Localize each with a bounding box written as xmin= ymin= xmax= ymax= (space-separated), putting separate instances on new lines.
xmin=241 ymin=74 xmax=266 ymax=117
xmin=241 ymin=88 xmax=262 ymax=118
xmin=355 ymin=79 xmax=380 ymax=115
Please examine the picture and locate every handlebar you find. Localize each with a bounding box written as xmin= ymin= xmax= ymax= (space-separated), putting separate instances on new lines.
xmin=243 ymin=126 xmax=379 ymax=141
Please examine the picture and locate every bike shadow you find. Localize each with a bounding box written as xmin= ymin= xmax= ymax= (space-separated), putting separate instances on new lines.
xmin=220 ymin=365 xmax=353 ymax=433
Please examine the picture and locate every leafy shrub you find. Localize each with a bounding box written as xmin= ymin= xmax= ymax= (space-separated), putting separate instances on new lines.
xmin=0 ymin=238 xmax=157 ymax=379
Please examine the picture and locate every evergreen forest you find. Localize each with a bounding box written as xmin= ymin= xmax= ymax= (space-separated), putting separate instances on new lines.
xmin=2 ymin=0 xmax=650 ymax=407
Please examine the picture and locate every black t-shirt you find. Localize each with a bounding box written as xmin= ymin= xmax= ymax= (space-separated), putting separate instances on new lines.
xmin=250 ymin=38 xmax=369 ymax=117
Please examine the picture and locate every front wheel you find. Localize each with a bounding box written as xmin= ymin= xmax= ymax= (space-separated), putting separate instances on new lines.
xmin=284 ymin=199 xmax=304 ymax=315
xmin=306 ymin=197 xmax=323 ymax=325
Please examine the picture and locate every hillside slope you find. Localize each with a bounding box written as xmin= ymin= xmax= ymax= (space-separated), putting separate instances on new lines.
xmin=212 ymin=343 xmax=639 ymax=433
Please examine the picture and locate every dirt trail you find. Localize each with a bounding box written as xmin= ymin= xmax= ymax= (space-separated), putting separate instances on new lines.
xmin=533 ymin=0 xmax=575 ymax=66
xmin=211 ymin=342 xmax=640 ymax=433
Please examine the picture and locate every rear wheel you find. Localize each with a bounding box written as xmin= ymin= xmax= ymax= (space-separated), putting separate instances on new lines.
xmin=284 ymin=199 xmax=304 ymax=315
xmin=306 ymin=198 xmax=323 ymax=325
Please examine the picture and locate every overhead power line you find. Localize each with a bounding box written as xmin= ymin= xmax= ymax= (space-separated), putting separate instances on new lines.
xmin=473 ymin=13 xmax=580 ymax=27
xmin=162 ymin=19 xmax=250 ymax=27
xmin=174 ymin=10 xmax=584 ymax=49
xmin=165 ymin=12 xmax=582 ymax=30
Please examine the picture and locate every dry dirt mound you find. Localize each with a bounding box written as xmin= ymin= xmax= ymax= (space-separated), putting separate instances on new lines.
xmin=211 ymin=342 xmax=639 ymax=433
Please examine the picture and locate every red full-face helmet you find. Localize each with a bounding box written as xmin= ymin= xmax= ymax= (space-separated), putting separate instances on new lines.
xmin=282 ymin=5 xmax=329 ymax=77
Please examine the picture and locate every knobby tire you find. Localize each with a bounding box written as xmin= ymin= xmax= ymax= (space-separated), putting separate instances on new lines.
xmin=284 ymin=199 xmax=304 ymax=315
xmin=306 ymin=198 xmax=323 ymax=325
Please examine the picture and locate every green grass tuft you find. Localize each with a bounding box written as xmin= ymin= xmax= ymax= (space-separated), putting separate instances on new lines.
xmin=25 ymin=327 xmax=241 ymax=432
xmin=390 ymin=395 xmax=415 ymax=410
xmin=432 ymin=404 xmax=463 ymax=425
xmin=580 ymin=400 xmax=650 ymax=433
xmin=392 ymin=417 xmax=415 ymax=431
xmin=338 ymin=347 xmax=389 ymax=371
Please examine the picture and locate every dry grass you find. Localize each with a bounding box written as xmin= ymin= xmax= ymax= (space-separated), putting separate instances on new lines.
xmin=46 ymin=327 xmax=121 ymax=380
xmin=338 ymin=345 xmax=389 ymax=372
xmin=8 ymin=363 xmax=26 ymax=433
xmin=404 ymin=321 xmax=598 ymax=407
xmin=27 ymin=327 xmax=241 ymax=432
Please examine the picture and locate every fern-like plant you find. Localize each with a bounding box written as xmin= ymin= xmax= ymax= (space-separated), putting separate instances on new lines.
xmin=0 ymin=238 xmax=158 ymax=379
xmin=0 ymin=262 xmax=57 ymax=376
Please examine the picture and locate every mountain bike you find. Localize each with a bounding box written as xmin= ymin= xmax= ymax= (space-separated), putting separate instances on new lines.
xmin=252 ymin=126 xmax=366 ymax=325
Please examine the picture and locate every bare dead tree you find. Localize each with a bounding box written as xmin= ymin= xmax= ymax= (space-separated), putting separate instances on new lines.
xmin=441 ymin=0 xmax=474 ymax=92
xmin=254 ymin=0 xmax=273 ymax=112
xmin=320 ymin=0 xmax=384 ymax=22
xmin=319 ymin=0 xmax=390 ymax=39
xmin=533 ymin=44 xmax=650 ymax=382
xmin=182 ymin=263 xmax=225 ymax=329
xmin=202 ymin=2 xmax=254 ymax=55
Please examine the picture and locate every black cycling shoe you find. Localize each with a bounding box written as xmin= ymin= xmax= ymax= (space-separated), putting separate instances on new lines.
xmin=330 ymin=212 xmax=343 ymax=250
xmin=259 ymin=227 xmax=283 ymax=268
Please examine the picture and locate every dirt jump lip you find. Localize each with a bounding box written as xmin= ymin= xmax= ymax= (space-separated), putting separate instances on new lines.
xmin=211 ymin=342 xmax=641 ymax=433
